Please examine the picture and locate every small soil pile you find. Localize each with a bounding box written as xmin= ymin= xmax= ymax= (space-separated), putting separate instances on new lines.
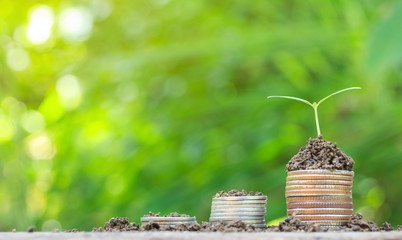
xmin=140 ymin=222 xmax=201 ymax=232
xmin=343 ymin=213 xmax=380 ymax=231
xmin=398 ymin=225 xmax=402 ymax=231
xmin=199 ymin=221 xmax=262 ymax=232
xmin=273 ymin=213 xmax=394 ymax=232
xmin=275 ymin=215 xmax=321 ymax=232
xmin=140 ymin=221 xmax=260 ymax=232
xmin=214 ymin=189 xmax=263 ymax=198
xmin=143 ymin=211 xmax=190 ymax=217
xmin=287 ymin=135 xmax=354 ymax=172
xmin=381 ymin=222 xmax=394 ymax=231
xmin=92 ymin=217 xmax=139 ymax=232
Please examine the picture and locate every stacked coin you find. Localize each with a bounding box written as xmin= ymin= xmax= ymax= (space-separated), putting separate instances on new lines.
xmin=140 ymin=216 xmax=197 ymax=227
xmin=209 ymin=196 xmax=267 ymax=228
xmin=286 ymin=169 xmax=354 ymax=227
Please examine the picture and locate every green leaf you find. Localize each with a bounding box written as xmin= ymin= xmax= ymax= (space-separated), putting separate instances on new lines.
xmin=317 ymin=87 xmax=361 ymax=106
xmin=267 ymin=96 xmax=314 ymax=107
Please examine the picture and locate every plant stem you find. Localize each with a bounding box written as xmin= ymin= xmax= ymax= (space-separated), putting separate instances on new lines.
xmin=313 ymin=105 xmax=321 ymax=136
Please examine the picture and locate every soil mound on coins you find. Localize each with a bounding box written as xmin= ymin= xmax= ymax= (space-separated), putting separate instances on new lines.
xmin=143 ymin=212 xmax=190 ymax=217
xmin=287 ymin=135 xmax=354 ymax=172
xmin=214 ymin=189 xmax=263 ymax=198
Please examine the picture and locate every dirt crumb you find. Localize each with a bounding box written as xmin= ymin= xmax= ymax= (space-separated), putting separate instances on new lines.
xmin=273 ymin=213 xmax=383 ymax=232
xmin=64 ymin=229 xmax=78 ymax=233
xmin=287 ymin=136 xmax=355 ymax=171
xmin=381 ymin=222 xmax=394 ymax=231
xmin=96 ymin=217 xmax=139 ymax=232
xmin=143 ymin=211 xmax=190 ymax=217
xmin=200 ymin=221 xmax=260 ymax=232
xmin=27 ymin=226 xmax=35 ymax=233
xmin=12 ymin=229 xmax=16 ymax=233
xmin=277 ymin=214 xmax=322 ymax=232
xmin=144 ymin=212 xmax=161 ymax=217
xmin=140 ymin=222 xmax=160 ymax=231
xmin=214 ymin=189 xmax=263 ymax=198
xmin=397 ymin=225 xmax=401 ymax=231
xmin=345 ymin=213 xmax=379 ymax=231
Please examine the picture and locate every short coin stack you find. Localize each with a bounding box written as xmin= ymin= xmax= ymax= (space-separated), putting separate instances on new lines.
xmin=286 ymin=169 xmax=354 ymax=227
xmin=209 ymin=195 xmax=267 ymax=228
xmin=140 ymin=216 xmax=197 ymax=227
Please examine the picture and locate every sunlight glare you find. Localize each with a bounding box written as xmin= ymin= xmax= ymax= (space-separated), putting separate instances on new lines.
xmin=26 ymin=6 xmax=54 ymax=44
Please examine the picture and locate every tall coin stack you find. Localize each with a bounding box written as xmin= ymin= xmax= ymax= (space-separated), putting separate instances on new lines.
xmin=209 ymin=195 xmax=267 ymax=228
xmin=286 ymin=169 xmax=354 ymax=227
xmin=140 ymin=216 xmax=197 ymax=227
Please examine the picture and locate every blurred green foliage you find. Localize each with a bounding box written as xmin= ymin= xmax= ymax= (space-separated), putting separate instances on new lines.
xmin=0 ymin=0 xmax=401 ymax=231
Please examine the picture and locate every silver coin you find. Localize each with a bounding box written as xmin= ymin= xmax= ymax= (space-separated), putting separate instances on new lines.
xmin=211 ymin=212 xmax=265 ymax=217
xmin=209 ymin=216 xmax=265 ymax=221
xmin=211 ymin=208 xmax=266 ymax=213
xmin=209 ymin=218 xmax=266 ymax=224
xmin=286 ymin=193 xmax=352 ymax=197
xmin=212 ymin=200 xmax=267 ymax=205
xmin=212 ymin=196 xmax=267 ymax=201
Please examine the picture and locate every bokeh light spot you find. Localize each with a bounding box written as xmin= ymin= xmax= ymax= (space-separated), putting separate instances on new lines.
xmin=0 ymin=115 xmax=14 ymax=142
xmin=25 ymin=133 xmax=56 ymax=160
xmin=58 ymin=7 xmax=93 ymax=42
xmin=26 ymin=5 xmax=54 ymax=44
xmin=21 ymin=110 xmax=46 ymax=133
xmin=42 ymin=219 xmax=62 ymax=231
xmin=89 ymin=0 xmax=113 ymax=22
xmin=56 ymin=74 xmax=82 ymax=110
xmin=1 ymin=97 xmax=26 ymax=118
xmin=6 ymin=48 xmax=30 ymax=71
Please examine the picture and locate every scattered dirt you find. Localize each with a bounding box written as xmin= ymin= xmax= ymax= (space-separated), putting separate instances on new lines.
xmin=92 ymin=217 xmax=139 ymax=232
xmin=140 ymin=222 xmax=202 ymax=232
xmin=139 ymin=221 xmax=261 ymax=232
xmin=9 ymin=215 xmax=402 ymax=233
xmin=342 ymin=213 xmax=379 ymax=231
xmin=381 ymin=222 xmax=394 ymax=231
xmin=214 ymin=189 xmax=263 ymax=198
xmin=199 ymin=221 xmax=262 ymax=232
xmin=143 ymin=212 xmax=190 ymax=217
xmin=276 ymin=214 xmax=321 ymax=232
xmin=287 ymin=135 xmax=355 ymax=172
xmin=83 ymin=213 xmax=402 ymax=233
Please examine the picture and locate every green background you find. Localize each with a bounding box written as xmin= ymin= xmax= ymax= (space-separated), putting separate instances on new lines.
xmin=0 ymin=0 xmax=401 ymax=231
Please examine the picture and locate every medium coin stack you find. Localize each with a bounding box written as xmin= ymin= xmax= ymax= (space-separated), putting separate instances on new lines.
xmin=140 ymin=216 xmax=197 ymax=227
xmin=286 ymin=169 xmax=354 ymax=227
xmin=209 ymin=196 xmax=267 ymax=228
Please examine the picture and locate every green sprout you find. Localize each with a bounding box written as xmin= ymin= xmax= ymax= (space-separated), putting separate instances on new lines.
xmin=267 ymin=87 xmax=361 ymax=137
